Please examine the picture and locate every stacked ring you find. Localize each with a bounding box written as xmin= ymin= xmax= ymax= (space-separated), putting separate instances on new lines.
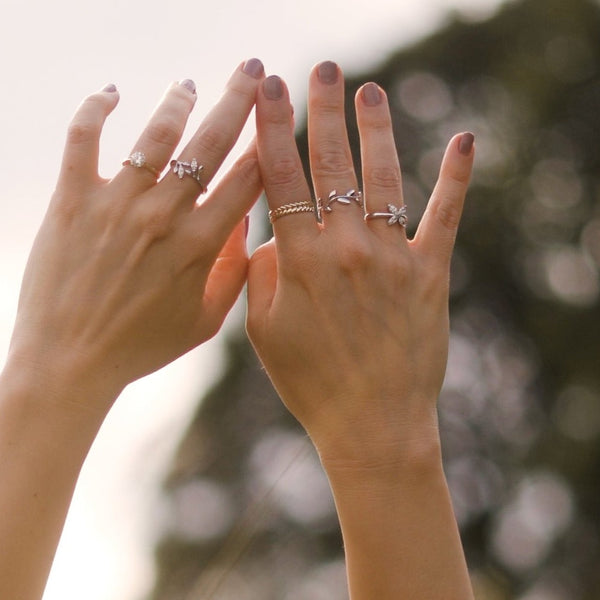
xmin=122 ymin=151 xmax=160 ymax=178
xmin=269 ymin=201 xmax=316 ymax=223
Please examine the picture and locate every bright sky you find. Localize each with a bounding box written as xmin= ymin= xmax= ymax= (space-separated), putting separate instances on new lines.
xmin=0 ymin=1 xmax=504 ymax=598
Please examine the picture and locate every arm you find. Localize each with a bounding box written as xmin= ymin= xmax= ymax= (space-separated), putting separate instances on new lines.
xmin=246 ymin=62 xmax=475 ymax=599
xmin=0 ymin=58 xmax=265 ymax=600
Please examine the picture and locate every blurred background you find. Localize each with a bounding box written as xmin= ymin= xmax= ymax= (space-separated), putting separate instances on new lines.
xmin=2 ymin=0 xmax=600 ymax=598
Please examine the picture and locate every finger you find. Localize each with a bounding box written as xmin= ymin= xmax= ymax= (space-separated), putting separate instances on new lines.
xmin=356 ymin=82 xmax=408 ymax=246
xmin=57 ymin=84 xmax=120 ymax=191
xmin=413 ymin=133 xmax=475 ymax=267
xmin=184 ymin=139 xmax=262 ymax=258
xmin=114 ymin=79 xmax=198 ymax=192
xmin=308 ymin=62 xmax=361 ymax=231
xmin=162 ymin=58 xmax=265 ymax=200
xmin=201 ymin=220 xmax=250 ymax=337
xmin=256 ymin=75 xmax=318 ymax=250
xmin=246 ymin=238 xmax=278 ymax=336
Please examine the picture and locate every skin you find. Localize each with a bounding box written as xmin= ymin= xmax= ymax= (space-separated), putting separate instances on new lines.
xmin=0 ymin=59 xmax=264 ymax=600
xmin=246 ymin=62 xmax=475 ymax=599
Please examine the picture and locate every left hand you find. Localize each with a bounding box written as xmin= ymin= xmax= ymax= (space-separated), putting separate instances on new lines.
xmin=247 ymin=63 xmax=475 ymax=468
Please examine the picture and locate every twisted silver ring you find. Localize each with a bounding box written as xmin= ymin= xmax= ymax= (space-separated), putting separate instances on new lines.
xmin=317 ymin=189 xmax=363 ymax=220
xmin=170 ymin=158 xmax=207 ymax=193
xmin=364 ymin=203 xmax=408 ymax=227
xmin=122 ymin=151 xmax=159 ymax=178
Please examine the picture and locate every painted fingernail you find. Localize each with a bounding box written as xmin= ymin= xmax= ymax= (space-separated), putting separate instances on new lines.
xmin=317 ymin=61 xmax=338 ymax=85
xmin=180 ymin=79 xmax=196 ymax=94
xmin=102 ymin=83 xmax=117 ymax=93
xmin=243 ymin=58 xmax=264 ymax=79
xmin=459 ymin=132 xmax=475 ymax=156
xmin=263 ymin=75 xmax=284 ymax=100
xmin=362 ymin=82 xmax=382 ymax=106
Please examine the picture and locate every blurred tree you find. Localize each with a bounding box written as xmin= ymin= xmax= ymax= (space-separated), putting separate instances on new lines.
xmin=151 ymin=0 xmax=600 ymax=598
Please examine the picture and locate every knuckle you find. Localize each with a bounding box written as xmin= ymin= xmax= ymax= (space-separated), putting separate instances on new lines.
xmin=366 ymin=165 xmax=402 ymax=191
xmin=335 ymin=239 xmax=374 ymax=274
xmin=433 ymin=196 xmax=462 ymax=230
xmin=196 ymin=123 xmax=230 ymax=158
xmin=144 ymin=116 xmax=182 ymax=149
xmin=230 ymin=153 xmax=260 ymax=187
xmin=311 ymin=141 xmax=354 ymax=180
xmin=66 ymin=120 xmax=101 ymax=146
xmin=265 ymin=154 xmax=304 ymax=191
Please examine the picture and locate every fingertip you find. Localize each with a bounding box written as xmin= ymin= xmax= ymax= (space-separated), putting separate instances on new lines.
xmin=262 ymin=75 xmax=286 ymax=101
xmin=458 ymin=132 xmax=475 ymax=157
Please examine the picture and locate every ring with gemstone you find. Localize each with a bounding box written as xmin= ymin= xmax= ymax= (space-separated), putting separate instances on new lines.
xmin=317 ymin=189 xmax=363 ymax=220
xmin=170 ymin=158 xmax=207 ymax=193
xmin=364 ymin=203 xmax=408 ymax=227
xmin=122 ymin=151 xmax=160 ymax=178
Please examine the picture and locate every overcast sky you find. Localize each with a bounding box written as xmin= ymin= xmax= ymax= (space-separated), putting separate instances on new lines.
xmin=0 ymin=1 xmax=505 ymax=598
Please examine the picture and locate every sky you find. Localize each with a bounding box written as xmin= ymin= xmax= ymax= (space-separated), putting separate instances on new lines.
xmin=0 ymin=0 xmax=505 ymax=598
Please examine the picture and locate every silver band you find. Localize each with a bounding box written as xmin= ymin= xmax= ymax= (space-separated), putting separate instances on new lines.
xmin=269 ymin=201 xmax=316 ymax=223
xmin=317 ymin=189 xmax=363 ymax=219
xmin=364 ymin=203 xmax=408 ymax=227
xmin=170 ymin=158 xmax=207 ymax=192
xmin=122 ymin=151 xmax=159 ymax=178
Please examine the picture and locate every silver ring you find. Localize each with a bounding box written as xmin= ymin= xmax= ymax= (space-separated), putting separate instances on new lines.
xmin=170 ymin=158 xmax=207 ymax=193
xmin=364 ymin=203 xmax=408 ymax=227
xmin=122 ymin=151 xmax=159 ymax=178
xmin=317 ymin=189 xmax=363 ymax=220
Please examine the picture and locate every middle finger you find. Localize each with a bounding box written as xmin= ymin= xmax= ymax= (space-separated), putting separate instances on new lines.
xmin=308 ymin=62 xmax=363 ymax=233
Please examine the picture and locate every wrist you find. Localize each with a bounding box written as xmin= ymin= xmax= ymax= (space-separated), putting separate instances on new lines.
xmin=1 ymin=344 xmax=121 ymax=421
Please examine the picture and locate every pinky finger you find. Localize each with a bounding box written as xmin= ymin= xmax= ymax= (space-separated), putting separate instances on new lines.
xmin=56 ymin=84 xmax=120 ymax=192
xmin=413 ymin=132 xmax=474 ymax=267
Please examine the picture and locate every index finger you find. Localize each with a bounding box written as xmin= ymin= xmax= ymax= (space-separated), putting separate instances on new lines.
xmin=256 ymin=75 xmax=319 ymax=250
xmin=413 ymin=132 xmax=474 ymax=267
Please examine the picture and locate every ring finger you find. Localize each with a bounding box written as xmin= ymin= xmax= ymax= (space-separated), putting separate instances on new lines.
xmin=308 ymin=61 xmax=363 ymax=232
xmin=159 ymin=58 xmax=265 ymax=201
xmin=356 ymin=82 xmax=408 ymax=246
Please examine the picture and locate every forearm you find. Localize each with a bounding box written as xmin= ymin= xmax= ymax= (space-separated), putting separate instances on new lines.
xmin=0 ymin=362 xmax=111 ymax=600
xmin=322 ymin=437 xmax=474 ymax=600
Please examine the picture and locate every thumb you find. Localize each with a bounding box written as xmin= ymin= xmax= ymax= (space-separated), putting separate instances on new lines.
xmin=246 ymin=237 xmax=277 ymax=339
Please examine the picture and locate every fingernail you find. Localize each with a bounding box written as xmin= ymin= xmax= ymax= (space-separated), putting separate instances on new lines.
xmin=263 ymin=75 xmax=284 ymax=100
xmin=317 ymin=61 xmax=338 ymax=85
xmin=244 ymin=215 xmax=250 ymax=240
xmin=102 ymin=83 xmax=117 ymax=93
xmin=362 ymin=82 xmax=382 ymax=106
xmin=459 ymin=132 xmax=475 ymax=156
xmin=243 ymin=58 xmax=264 ymax=79
xmin=180 ymin=79 xmax=196 ymax=94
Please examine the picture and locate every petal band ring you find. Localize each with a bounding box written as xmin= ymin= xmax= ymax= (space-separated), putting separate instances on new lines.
xmin=364 ymin=203 xmax=408 ymax=227
xmin=317 ymin=189 xmax=363 ymax=219
xmin=170 ymin=158 xmax=207 ymax=193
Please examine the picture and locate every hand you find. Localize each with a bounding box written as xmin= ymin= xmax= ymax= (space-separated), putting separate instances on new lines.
xmin=7 ymin=59 xmax=265 ymax=410
xmin=247 ymin=62 xmax=474 ymax=468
